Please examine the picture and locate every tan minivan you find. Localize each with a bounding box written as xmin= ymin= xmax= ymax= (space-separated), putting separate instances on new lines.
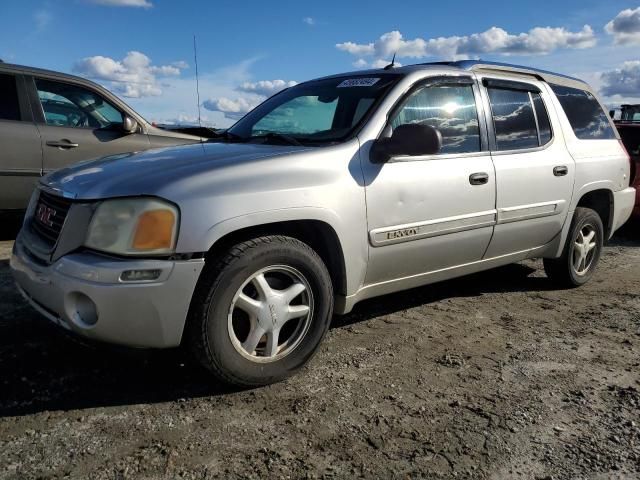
xmin=0 ymin=61 xmax=203 ymax=212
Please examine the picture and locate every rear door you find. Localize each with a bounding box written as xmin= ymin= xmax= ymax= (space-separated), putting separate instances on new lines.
xmin=478 ymin=75 xmax=575 ymax=258
xmin=0 ymin=72 xmax=43 ymax=210
xmin=28 ymin=76 xmax=151 ymax=174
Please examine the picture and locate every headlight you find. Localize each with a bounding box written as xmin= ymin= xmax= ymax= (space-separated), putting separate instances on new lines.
xmin=85 ymin=198 xmax=179 ymax=256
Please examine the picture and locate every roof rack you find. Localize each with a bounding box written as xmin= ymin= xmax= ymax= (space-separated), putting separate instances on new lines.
xmin=419 ymin=60 xmax=583 ymax=83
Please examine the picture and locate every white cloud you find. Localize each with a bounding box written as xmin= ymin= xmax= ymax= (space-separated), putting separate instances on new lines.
xmin=203 ymin=97 xmax=262 ymax=120
xmin=73 ymin=51 xmax=188 ymax=98
xmin=123 ymin=58 xmax=258 ymax=127
xmin=600 ymin=61 xmax=640 ymax=99
xmin=352 ymin=59 xmax=369 ymax=68
xmin=237 ymin=79 xmax=297 ymax=97
xmin=337 ymin=26 xmax=596 ymax=63
xmin=352 ymin=58 xmax=403 ymax=69
xmin=158 ymin=113 xmax=216 ymax=127
xmin=303 ymin=17 xmax=315 ymax=26
xmin=337 ymin=42 xmax=375 ymax=57
xmin=605 ymin=7 xmax=640 ymax=45
xmin=204 ymin=77 xmax=297 ymax=120
xmin=86 ymin=0 xmax=153 ymax=7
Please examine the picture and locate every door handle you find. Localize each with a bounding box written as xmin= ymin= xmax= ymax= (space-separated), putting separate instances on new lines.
xmin=469 ymin=172 xmax=489 ymax=185
xmin=553 ymin=166 xmax=568 ymax=176
xmin=46 ymin=140 xmax=79 ymax=149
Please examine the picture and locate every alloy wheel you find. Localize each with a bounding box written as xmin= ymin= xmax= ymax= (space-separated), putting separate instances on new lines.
xmin=227 ymin=265 xmax=314 ymax=363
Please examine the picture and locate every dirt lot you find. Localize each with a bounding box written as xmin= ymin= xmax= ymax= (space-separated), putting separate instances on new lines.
xmin=0 ymin=222 xmax=639 ymax=480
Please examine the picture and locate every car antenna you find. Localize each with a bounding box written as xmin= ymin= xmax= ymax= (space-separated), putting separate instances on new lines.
xmin=383 ymin=53 xmax=396 ymax=70
xmin=193 ymin=35 xmax=202 ymax=128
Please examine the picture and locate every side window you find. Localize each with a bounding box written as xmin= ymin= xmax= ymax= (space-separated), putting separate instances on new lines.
xmin=0 ymin=73 xmax=21 ymax=121
xmin=532 ymin=92 xmax=552 ymax=146
xmin=487 ymin=87 xmax=539 ymax=151
xmin=35 ymin=78 xmax=123 ymax=129
xmin=391 ymin=83 xmax=480 ymax=154
xmin=550 ymin=84 xmax=616 ymax=140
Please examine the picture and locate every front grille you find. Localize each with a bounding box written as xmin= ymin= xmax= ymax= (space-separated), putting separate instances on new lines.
xmin=30 ymin=190 xmax=72 ymax=247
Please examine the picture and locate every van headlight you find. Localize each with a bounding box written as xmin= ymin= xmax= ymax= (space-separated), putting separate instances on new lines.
xmin=85 ymin=198 xmax=179 ymax=255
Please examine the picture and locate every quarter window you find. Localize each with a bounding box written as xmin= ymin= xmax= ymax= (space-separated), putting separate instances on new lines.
xmin=550 ymin=84 xmax=616 ymax=140
xmin=0 ymin=74 xmax=21 ymax=121
xmin=391 ymin=83 xmax=481 ymax=154
xmin=35 ymin=79 xmax=123 ymax=129
xmin=532 ymin=92 xmax=552 ymax=145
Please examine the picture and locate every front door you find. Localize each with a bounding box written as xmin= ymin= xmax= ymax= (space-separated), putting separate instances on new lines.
xmin=362 ymin=77 xmax=496 ymax=286
xmin=477 ymin=76 xmax=575 ymax=258
xmin=29 ymin=77 xmax=151 ymax=175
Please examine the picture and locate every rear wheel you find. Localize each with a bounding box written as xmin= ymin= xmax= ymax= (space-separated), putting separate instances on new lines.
xmin=186 ymin=235 xmax=333 ymax=387
xmin=543 ymin=207 xmax=604 ymax=287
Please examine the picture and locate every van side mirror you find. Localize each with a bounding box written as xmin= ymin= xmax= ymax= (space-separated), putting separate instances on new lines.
xmin=122 ymin=115 xmax=139 ymax=134
xmin=370 ymin=124 xmax=442 ymax=163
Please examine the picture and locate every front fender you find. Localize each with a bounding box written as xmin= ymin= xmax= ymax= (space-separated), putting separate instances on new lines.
xmin=196 ymin=207 xmax=368 ymax=297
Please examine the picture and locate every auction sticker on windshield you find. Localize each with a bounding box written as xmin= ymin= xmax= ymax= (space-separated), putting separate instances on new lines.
xmin=337 ymin=78 xmax=380 ymax=88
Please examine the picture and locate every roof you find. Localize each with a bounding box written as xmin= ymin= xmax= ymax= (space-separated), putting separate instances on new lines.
xmin=0 ymin=62 xmax=92 ymax=85
xmin=315 ymin=60 xmax=589 ymax=90
xmin=421 ymin=60 xmax=583 ymax=83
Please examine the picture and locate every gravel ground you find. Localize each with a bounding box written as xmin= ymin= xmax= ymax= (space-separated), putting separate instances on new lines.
xmin=0 ymin=221 xmax=639 ymax=479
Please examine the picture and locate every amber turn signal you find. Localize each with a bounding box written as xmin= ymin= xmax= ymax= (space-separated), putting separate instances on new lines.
xmin=132 ymin=209 xmax=176 ymax=251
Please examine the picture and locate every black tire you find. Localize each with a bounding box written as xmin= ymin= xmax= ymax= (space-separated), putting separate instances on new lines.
xmin=185 ymin=235 xmax=333 ymax=387
xmin=543 ymin=207 xmax=604 ymax=287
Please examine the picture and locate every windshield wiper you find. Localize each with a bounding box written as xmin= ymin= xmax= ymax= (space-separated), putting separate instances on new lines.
xmin=248 ymin=133 xmax=304 ymax=146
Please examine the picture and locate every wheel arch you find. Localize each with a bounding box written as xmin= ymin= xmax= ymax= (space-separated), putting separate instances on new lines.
xmin=549 ymin=185 xmax=615 ymax=258
xmin=575 ymin=188 xmax=614 ymax=240
xmin=203 ymin=215 xmax=348 ymax=297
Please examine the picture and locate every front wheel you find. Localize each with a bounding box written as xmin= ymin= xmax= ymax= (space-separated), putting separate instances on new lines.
xmin=186 ymin=235 xmax=333 ymax=387
xmin=543 ymin=207 xmax=604 ymax=287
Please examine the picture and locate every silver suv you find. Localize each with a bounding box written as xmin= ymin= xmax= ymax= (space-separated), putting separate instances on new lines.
xmin=0 ymin=62 xmax=202 ymax=212
xmin=11 ymin=61 xmax=636 ymax=387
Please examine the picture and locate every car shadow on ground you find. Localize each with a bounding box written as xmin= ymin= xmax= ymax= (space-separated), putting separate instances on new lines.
xmin=609 ymin=218 xmax=640 ymax=246
xmin=0 ymin=259 xmax=558 ymax=418
xmin=0 ymin=221 xmax=638 ymax=418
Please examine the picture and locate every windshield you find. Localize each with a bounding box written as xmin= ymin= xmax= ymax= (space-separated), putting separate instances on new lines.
xmin=226 ymin=74 xmax=401 ymax=145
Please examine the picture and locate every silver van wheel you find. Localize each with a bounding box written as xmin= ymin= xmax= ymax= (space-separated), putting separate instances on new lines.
xmin=572 ymin=224 xmax=598 ymax=276
xmin=227 ymin=265 xmax=314 ymax=363
xmin=543 ymin=207 xmax=603 ymax=288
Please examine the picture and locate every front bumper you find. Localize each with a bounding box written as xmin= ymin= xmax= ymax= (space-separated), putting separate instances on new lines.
xmin=10 ymin=235 xmax=205 ymax=348
xmin=611 ymin=187 xmax=637 ymax=234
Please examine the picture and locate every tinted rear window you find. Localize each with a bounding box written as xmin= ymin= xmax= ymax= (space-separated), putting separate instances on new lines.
xmin=0 ymin=74 xmax=21 ymax=121
xmin=550 ymin=84 xmax=616 ymax=140
xmin=487 ymin=88 xmax=539 ymax=150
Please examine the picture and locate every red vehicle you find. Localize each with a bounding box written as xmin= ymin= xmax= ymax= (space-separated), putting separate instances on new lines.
xmin=613 ymin=105 xmax=640 ymax=219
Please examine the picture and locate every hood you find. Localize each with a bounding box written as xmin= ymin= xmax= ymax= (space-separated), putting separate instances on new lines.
xmin=41 ymin=142 xmax=309 ymax=200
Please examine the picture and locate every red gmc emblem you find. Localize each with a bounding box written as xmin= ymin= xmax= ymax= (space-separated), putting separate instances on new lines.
xmin=36 ymin=204 xmax=57 ymax=227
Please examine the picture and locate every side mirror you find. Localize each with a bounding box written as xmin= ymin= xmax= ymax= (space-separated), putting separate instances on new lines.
xmin=370 ymin=123 xmax=442 ymax=163
xmin=122 ymin=115 xmax=138 ymax=134
xmin=609 ymin=110 xmax=615 ymax=119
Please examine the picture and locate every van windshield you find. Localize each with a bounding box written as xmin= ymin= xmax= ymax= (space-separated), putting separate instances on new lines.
xmin=226 ymin=75 xmax=401 ymax=145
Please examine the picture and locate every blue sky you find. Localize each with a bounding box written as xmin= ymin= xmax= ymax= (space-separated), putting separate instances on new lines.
xmin=2 ymin=0 xmax=640 ymax=126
